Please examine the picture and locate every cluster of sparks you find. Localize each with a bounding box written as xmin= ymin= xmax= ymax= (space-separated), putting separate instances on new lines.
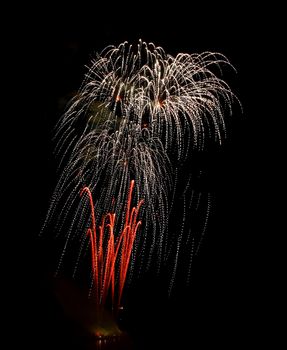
xmin=81 ymin=180 xmax=143 ymax=309
xmin=42 ymin=40 xmax=238 ymax=308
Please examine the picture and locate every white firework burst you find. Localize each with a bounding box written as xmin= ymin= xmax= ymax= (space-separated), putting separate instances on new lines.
xmin=42 ymin=39 xmax=239 ymax=292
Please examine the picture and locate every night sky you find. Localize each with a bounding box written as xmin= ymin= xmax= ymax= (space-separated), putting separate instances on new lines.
xmin=11 ymin=4 xmax=277 ymax=349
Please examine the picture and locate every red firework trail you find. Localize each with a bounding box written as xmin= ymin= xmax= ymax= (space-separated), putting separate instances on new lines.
xmin=80 ymin=180 xmax=143 ymax=311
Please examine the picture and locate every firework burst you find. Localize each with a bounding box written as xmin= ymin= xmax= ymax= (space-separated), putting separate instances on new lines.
xmin=42 ymin=40 xmax=238 ymax=304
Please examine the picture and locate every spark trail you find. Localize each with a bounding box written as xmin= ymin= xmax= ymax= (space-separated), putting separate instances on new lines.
xmin=81 ymin=180 xmax=143 ymax=310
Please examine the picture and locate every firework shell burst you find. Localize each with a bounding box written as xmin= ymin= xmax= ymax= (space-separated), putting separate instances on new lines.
xmin=42 ymin=40 xmax=239 ymax=296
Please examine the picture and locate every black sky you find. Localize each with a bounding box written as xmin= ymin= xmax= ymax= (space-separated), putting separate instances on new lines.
xmin=11 ymin=4 xmax=277 ymax=349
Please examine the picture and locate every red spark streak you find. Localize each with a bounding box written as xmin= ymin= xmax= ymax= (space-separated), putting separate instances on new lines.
xmin=80 ymin=180 xmax=143 ymax=311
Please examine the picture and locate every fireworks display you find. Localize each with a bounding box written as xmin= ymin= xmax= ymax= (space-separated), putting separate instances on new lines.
xmin=42 ymin=39 xmax=238 ymax=309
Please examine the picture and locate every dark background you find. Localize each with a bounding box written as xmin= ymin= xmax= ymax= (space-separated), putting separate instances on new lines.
xmin=11 ymin=3 xmax=277 ymax=349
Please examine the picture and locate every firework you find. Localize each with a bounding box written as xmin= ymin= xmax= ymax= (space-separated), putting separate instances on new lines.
xmin=81 ymin=180 xmax=143 ymax=310
xmin=42 ymin=40 xmax=238 ymax=304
